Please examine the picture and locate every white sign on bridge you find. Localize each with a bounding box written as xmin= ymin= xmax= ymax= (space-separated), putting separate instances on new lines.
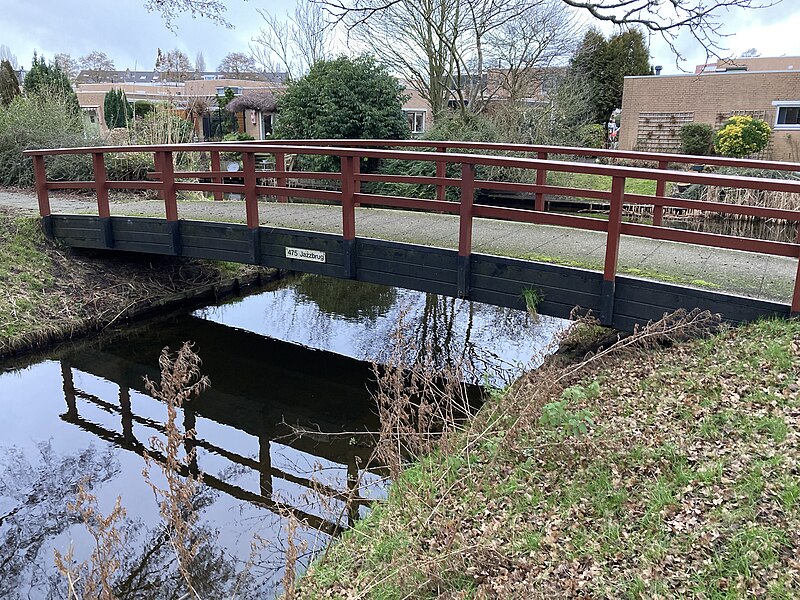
xmin=285 ymin=246 xmax=326 ymax=263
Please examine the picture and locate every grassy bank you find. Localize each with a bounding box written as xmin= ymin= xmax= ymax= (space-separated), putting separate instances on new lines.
xmin=0 ymin=210 xmax=272 ymax=359
xmin=297 ymin=316 xmax=800 ymax=598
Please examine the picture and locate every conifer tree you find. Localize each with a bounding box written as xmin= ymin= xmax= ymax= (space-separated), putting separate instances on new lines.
xmin=0 ymin=59 xmax=20 ymax=106
xmin=103 ymin=88 xmax=132 ymax=128
xmin=23 ymin=52 xmax=80 ymax=113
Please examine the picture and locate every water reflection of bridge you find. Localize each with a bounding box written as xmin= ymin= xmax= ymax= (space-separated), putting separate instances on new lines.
xmin=57 ymin=315 xmax=383 ymax=536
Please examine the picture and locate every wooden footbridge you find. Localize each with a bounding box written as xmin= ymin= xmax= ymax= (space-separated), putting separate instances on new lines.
xmin=25 ymin=140 xmax=800 ymax=330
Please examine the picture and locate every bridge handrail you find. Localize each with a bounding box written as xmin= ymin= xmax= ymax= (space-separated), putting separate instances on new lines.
xmin=25 ymin=139 xmax=800 ymax=173
xmin=22 ymin=143 xmax=800 ymax=190
xmin=23 ymin=141 xmax=800 ymax=315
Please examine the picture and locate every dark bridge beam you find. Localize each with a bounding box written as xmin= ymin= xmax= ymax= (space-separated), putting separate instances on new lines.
xmin=48 ymin=215 xmax=791 ymax=330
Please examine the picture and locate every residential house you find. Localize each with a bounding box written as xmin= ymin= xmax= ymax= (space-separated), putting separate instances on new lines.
xmin=619 ymin=56 xmax=800 ymax=160
xmin=74 ymin=70 xmax=288 ymax=140
xmin=401 ymin=83 xmax=433 ymax=135
xmin=76 ymin=69 xmax=435 ymax=140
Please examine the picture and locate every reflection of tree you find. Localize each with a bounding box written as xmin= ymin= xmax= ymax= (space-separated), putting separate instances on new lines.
xmin=294 ymin=274 xmax=397 ymax=323
xmin=50 ymin=483 xmax=263 ymax=599
xmin=0 ymin=442 xmax=119 ymax=599
xmin=372 ymin=293 xmax=560 ymax=385
xmin=255 ymin=274 xmax=563 ymax=384
xmin=105 ymin=488 xmax=261 ymax=599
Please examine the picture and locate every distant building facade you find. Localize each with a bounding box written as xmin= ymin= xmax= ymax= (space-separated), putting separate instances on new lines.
xmin=75 ymin=69 xmax=438 ymax=140
xmin=620 ymin=56 xmax=800 ymax=161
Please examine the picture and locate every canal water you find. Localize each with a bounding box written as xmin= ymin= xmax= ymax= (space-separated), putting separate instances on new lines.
xmin=0 ymin=274 xmax=567 ymax=598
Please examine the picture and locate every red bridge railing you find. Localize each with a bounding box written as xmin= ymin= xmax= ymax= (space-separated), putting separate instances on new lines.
xmin=23 ymin=141 xmax=800 ymax=316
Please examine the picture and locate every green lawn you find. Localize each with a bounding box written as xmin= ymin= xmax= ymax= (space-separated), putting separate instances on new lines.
xmin=548 ymin=171 xmax=658 ymax=196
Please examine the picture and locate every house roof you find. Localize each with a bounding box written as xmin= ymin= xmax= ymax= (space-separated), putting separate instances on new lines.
xmin=75 ymin=70 xmax=288 ymax=85
xmin=225 ymin=90 xmax=279 ymax=113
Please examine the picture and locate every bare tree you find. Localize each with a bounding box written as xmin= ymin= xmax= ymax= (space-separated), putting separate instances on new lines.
xmin=217 ymin=51 xmax=256 ymax=74
xmin=155 ymin=47 xmax=192 ymax=82
xmin=54 ymin=53 xmax=80 ymax=82
xmin=482 ymin=0 xmax=579 ymax=102
xmin=340 ymin=0 xmax=576 ymax=116
xmin=143 ymin=0 xmax=231 ymax=30
xmin=556 ymin=0 xmax=779 ymax=60
xmin=80 ymin=50 xmax=115 ymax=72
xmin=324 ymin=0 xmax=782 ymax=64
xmin=194 ymin=50 xmax=206 ymax=73
xmin=0 ymin=45 xmax=18 ymax=70
xmin=251 ymin=0 xmax=334 ymax=80
xmin=341 ymin=0 xmax=458 ymax=116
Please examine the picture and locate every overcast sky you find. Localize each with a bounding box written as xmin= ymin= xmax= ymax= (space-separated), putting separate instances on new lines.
xmin=0 ymin=0 xmax=798 ymax=75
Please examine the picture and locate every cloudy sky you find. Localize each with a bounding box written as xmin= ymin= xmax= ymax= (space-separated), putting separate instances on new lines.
xmin=0 ymin=0 xmax=798 ymax=75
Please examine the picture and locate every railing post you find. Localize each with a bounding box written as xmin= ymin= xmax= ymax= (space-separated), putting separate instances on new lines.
xmin=340 ymin=155 xmax=357 ymax=279
xmin=183 ymin=404 xmax=199 ymax=472
xmin=259 ymin=435 xmax=273 ymax=499
xmin=353 ymin=156 xmax=361 ymax=208
xmin=210 ymin=150 xmax=223 ymax=201
xmin=158 ymin=150 xmax=181 ymax=255
xmin=242 ymin=151 xmax=261 ymax=264
xmin=275 ymin=152 xmax=287 ymax=203
xmin=60 ymin=361 xmax=77 ymax=422
xmin=92 ymin=152 xmax=113 ymax=248
xmin=601 ymin=176 xmax=625 ymax=326
xmin=653 ymin=160 xmax=668 ymax=226
xmin=32 ymin=154 xmax=53 ymax=237
xmin=436 ymin=145 xmax=447 ymax=202
xmin=458 ymin=162 xmax=475 ymax=298
xmin=535 ymin=151 xmax=547 ymax=211
xmin=153 ymin=152 xmax=164 ymax=200
xmin=792 ymin=249 xmax=800 ymax=316
xmin=119 ymin=386 xmax=134 ymax=442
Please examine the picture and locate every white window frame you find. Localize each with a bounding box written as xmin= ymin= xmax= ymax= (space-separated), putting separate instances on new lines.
xmin=216 ymin=86 xmax=243 ymax=97
xmin=403 ymin=109 xmax=426 ymax=134
xmin=772 ymin=101 xmax=800 ymax=130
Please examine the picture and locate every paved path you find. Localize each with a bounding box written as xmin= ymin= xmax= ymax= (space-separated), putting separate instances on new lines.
xmin=2 ymin=188 xmax=796 ymax=304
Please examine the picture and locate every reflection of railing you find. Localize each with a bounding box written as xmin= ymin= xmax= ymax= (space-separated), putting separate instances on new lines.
xmin=23 ymin=140 xmax=800 ymax=317
xmin=59 ymin=361 xmax=366 ymax=536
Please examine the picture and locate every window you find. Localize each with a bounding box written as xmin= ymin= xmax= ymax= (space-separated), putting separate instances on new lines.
xmin=447 ymin=99 xmax=469 ymax=109
xmin=216 ymin=86 xmax=242 ymax=96
xmin=772 ymin=101 xmax=800 ymax=129
xmin=262 ymin=113 xmax=273 ymax=138
xmin=404 ymin=110 xmax=425 ymax=134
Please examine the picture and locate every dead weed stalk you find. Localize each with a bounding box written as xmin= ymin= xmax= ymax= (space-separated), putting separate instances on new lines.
xmin=371 ymin=309 xmax=478 ymax=479
xmin=142 ymin=342 xmax=210 ymax=597
xmin=53 ymin=484 xmax=128 ymax=600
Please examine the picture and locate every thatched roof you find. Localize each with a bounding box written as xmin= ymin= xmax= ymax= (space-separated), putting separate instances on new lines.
xmin=225 ymin=91 xmax=278 ymax=113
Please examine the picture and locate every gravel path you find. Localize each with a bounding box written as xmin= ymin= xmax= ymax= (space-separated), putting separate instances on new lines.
xmin=3 ymin=188 xmax=797 ymax=303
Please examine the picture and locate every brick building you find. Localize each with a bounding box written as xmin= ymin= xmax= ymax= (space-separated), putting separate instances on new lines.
xmin=619 ymin=56 xmax=800 ymax=161
xmin=75 ymin=69 xmax=436 ymax=140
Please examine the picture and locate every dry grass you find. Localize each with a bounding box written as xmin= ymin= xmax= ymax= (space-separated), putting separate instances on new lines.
xmin=54 ymin=487 xmax=129 ymax=600
xmin=0 ymin=209 xmax=269 ymax=359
